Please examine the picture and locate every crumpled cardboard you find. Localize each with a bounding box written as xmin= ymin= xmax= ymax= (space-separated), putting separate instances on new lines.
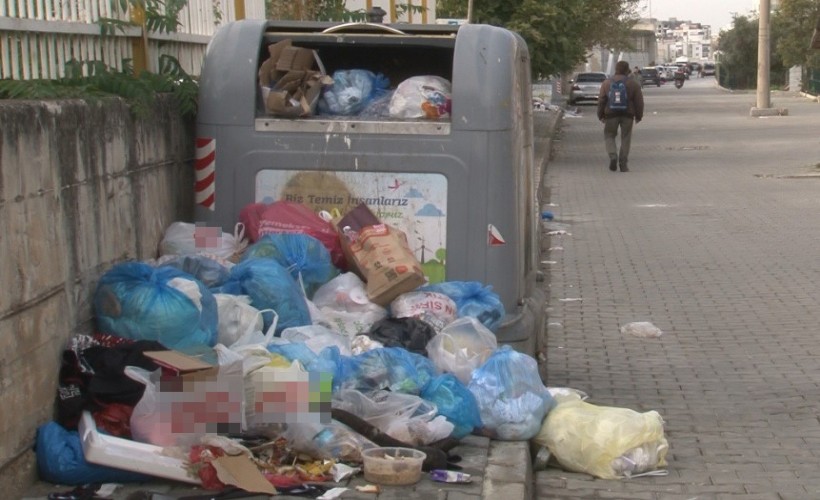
xmin=258 ymin=39 xmax=330 ymax=117
xmin=212 ymin=454 xmax=278 ymax=495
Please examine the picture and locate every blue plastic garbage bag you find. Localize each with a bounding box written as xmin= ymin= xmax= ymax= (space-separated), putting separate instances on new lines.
xmin=94 ymin=261 xmax=218 ymax=351
xmin=421 ymin=373 xmax=482 ymax=439
xmin=155 ymin=254 xmax=231 ymax=288
xmin=318 ymin=69 xmax=390 ymax=116
xmin=242 ymin=234 xmax=339 ymax=298
xmin=336 ymin=346 xmax=437 ymax=395
xmin=36 ymin=421 xmax=150 ymax=485
xmin=213 ymin=258 xmax=311 ymax=335
xmin=420 ymin=281 xmax=505 ymax=332
xmin=268 ymin=344 xmax=342 ymax=384
xmin=467 ymin=345 xmax=555 ymax=440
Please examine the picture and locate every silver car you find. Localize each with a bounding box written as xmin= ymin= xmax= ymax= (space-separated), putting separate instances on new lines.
xmin=569 ymin=72 xmax=608 ymax=105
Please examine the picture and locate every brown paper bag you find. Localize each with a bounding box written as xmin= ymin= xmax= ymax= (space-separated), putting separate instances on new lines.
xmin=336 ymin=204 xmax=426 ymax=306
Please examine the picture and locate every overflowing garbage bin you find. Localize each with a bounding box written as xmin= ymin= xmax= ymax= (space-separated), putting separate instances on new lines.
xmin=194 ymin=20 xmax=540 ymax=354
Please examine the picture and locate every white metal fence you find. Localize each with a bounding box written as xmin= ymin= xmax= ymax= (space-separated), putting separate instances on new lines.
xmin=0 ymin=0 xmax=265 ymax=79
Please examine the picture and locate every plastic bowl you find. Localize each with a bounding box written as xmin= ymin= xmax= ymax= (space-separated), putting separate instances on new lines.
xmin=361 ymin=446 xmax=426 ymax=485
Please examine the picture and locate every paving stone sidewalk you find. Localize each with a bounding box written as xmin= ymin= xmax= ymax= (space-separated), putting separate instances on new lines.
xmin=535 ymin=82 xmax=820 ymax=499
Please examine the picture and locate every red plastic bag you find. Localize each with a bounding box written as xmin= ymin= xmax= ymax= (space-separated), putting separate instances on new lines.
xmin=239 ymin=201 xmax=346 ymax=270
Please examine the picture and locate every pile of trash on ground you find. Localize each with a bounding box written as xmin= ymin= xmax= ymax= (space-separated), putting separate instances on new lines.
xmin=36 ymin=200 xmax=669 ymax=497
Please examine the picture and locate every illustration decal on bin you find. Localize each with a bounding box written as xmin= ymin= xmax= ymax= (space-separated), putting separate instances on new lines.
xmin=256 ymin=170 xmax=447 ymax=283
xmin=195 ymin=19 xmax=541 ymax=355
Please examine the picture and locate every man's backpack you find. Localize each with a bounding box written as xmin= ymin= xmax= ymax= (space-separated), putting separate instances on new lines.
xmin=607 ymin=79 xmax=628 ymax=112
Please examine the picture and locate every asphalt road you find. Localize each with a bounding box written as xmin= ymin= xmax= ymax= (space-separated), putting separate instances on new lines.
xmin=537 ymin=77 xmax=820 ymax=499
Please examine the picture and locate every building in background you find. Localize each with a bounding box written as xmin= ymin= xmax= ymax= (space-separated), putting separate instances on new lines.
xmin=656 ymin=19 xmax=713 ymax=64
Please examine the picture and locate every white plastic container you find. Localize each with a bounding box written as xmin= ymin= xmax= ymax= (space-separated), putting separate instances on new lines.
xmin=362 ymin=446 xmax=426 ymax=485
xmin=78 ymin=411 xmax=200 ymax=484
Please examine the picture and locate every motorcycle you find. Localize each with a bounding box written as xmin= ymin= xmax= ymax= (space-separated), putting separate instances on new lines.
xmin=674 ymin=72 xmax=685 ymax=89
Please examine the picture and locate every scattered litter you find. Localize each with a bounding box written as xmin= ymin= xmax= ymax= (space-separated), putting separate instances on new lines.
xmin=541 ymin=260 xmax=557 ymax=265
xmin=549 ymin=246 xmax=564 ymax=251
xmin=547 ymin=387 xmax=589 ymax=402
xmin=430 ymin=469 xmax=472 ymax=483
xmin=559 ymin=298 xmax=582 ymax=302
xmin=96 ymin=484 xmax=121 ymax=498
xmin=317 ymin=487 xmax=350 ymax=499
xmin=331 ymin=463 xmax=360 ymax=481
xmin=547 ymin=230 xmax=572 ymax=236
xmin=547 ymin=322 xmax=562 ymax=327
xmin=355 ymin=484 xmax=381 ymax=493
xmin=620 ymin=322 xmax=663 ymax=338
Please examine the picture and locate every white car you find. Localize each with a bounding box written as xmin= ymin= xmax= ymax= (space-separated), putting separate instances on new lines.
xmin=569 ymin=72 xmax=608 ymax=105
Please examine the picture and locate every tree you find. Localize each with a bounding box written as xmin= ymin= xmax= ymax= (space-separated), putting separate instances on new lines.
xmin=717 ymin=14 xmax=787 ymax=89
xmin=772 ymin=0 xmax=820 ymax=68
xmin=717 ymin=15 xmax=759 ymax=88
xmin=267 ymin=0 xmax=424 ymax=22
xmin=436 ymin=0 xmax=640 ymax=77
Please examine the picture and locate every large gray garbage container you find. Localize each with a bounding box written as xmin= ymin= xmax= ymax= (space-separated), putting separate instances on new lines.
xmin=194 ymin=20 xmax=542 ymax=356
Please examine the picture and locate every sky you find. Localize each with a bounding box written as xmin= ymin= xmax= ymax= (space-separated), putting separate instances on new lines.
xmin=640 ymin=0 xmax=762 ymax=32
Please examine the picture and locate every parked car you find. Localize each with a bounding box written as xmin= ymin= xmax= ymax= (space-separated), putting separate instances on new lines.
xmin=639 ymin=68 xmax=661 ymax=87
xmin=701 ymin=63 xmax=716 ymax=76
xmin=569 ymin=72 xmax=608 ymax=105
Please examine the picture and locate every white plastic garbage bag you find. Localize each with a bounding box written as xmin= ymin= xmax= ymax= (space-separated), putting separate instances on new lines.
xmin=159 ymin=221 xmax=248 ymax=260
xmin=332 ymin=389 xmax=453 ymax=445
xmin=214 ymin=294 xmax=263 ymax=347
xmin=312 ymin=273 xmax=388 ymax=336
xmin=389 ymin=75 xmax=452 ymax=119
xmin=426 ymin=317 xmax=497 ymax=384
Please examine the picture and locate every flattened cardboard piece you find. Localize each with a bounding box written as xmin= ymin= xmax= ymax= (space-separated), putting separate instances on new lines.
xmin=212 ymin=455 xmax=277 ymax=495
xmin=276 ymin=46 xmax=316 ymax=72
xmin=143 ymin=350 xmax=212 ymax=374
xmin=258 ymin=39 xmax=292 ymax=87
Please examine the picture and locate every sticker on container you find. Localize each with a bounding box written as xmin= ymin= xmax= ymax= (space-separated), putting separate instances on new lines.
xmin=488 ymin=224 xmax=506 ymax=246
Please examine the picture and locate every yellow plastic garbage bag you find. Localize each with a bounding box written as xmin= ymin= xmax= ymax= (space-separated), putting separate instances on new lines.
xmin=534 ymin=399 xmax=669 ymax=479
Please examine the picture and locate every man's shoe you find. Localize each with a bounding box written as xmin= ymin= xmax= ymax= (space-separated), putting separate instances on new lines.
xmin=609 ymin=159 xmax=617 ymax=171
xmin=620 ymin=165 xmax=629 ymax=172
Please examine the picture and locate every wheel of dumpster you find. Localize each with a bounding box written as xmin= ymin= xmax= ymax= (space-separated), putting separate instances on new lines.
xmin=322 ymin=22 xmax=407 ymax=35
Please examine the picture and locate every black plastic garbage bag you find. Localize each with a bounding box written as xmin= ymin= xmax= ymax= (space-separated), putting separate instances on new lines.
xmin=366 ymin=317 xmax=436 ymax=356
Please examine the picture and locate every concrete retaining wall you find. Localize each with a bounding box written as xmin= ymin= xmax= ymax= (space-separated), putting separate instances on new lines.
xmin=0 ymin=97 xmax=194 ymax=496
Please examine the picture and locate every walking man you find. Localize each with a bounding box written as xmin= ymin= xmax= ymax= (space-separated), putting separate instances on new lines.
xmin=597 ymin=60 xmax=644 ymax=172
